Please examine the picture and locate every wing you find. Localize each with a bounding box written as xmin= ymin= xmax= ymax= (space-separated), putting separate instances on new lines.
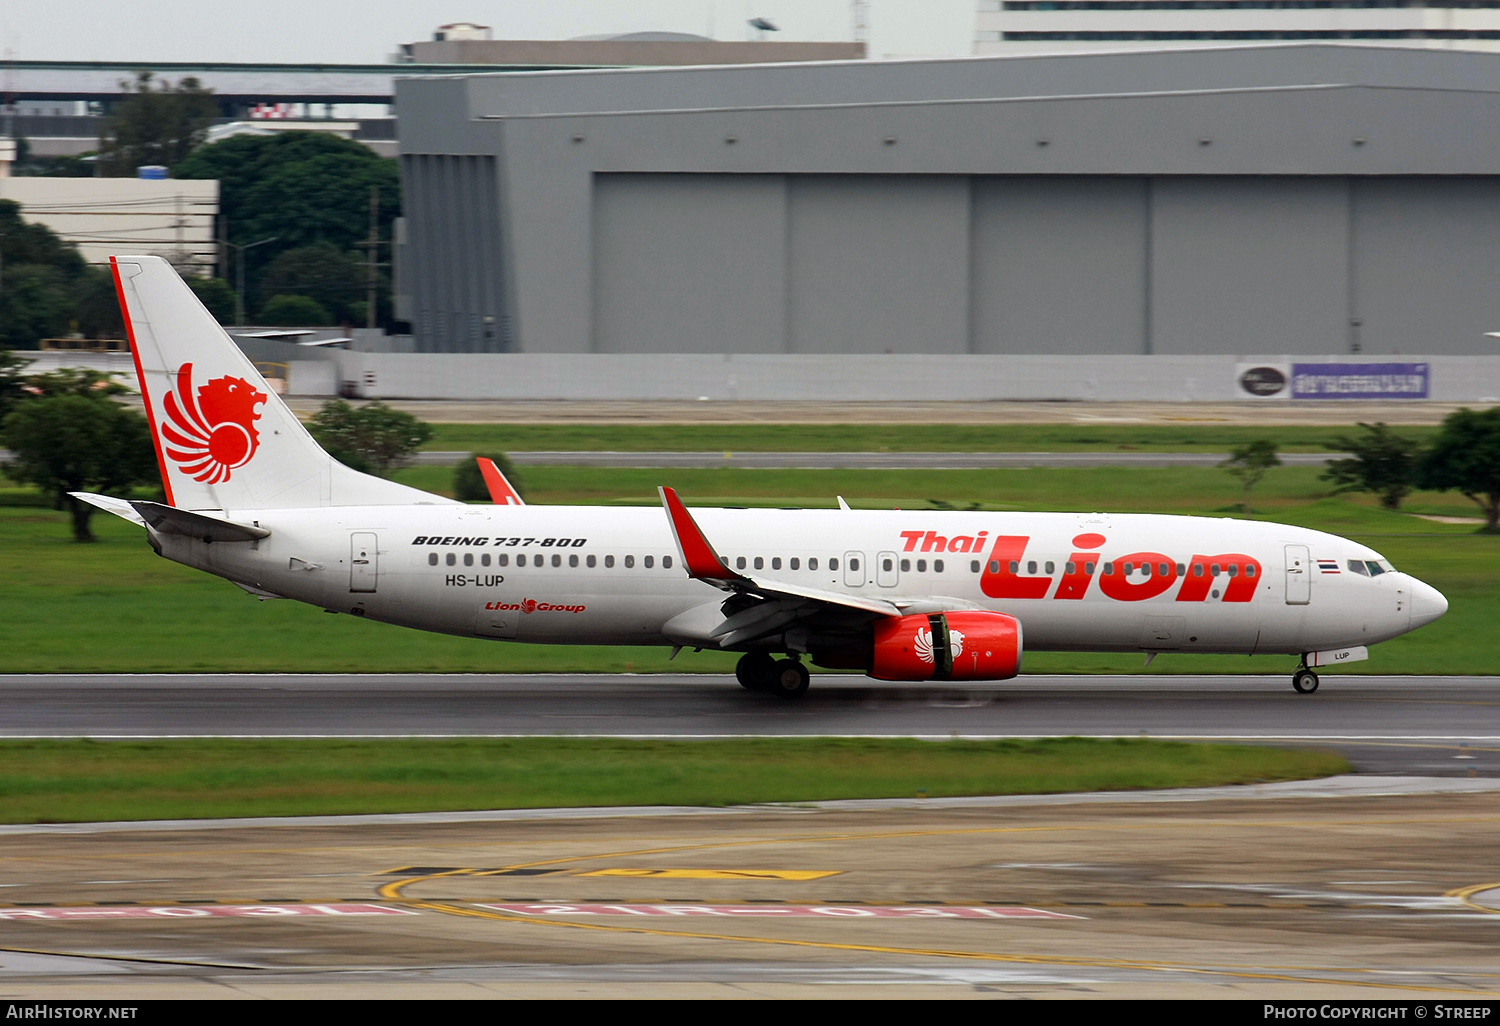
xmin=658 ymin=487 xmax=902 ymax=648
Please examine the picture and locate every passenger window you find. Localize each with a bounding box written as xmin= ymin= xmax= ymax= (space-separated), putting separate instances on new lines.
xmin=1124 ymin=562 xmax=1134 ymax=575
xmin=850 ymin=558 xmax=859 ymax=571
xmin=428 ymin=552 xmax=438 ymax=566
xmin=1065 ymin=561 xmax=1076 ymax=574
xmin=1176 ymin=563 xmax=1185 ymax=576
xmin=1085 ymin=562 xmax=1095 ymax=575
xmin=754 ymin=557 xmax=763 ymax=570
xmin=464 ymin=553 xmax=474 ymax=567
xmin=772 ymin=557 xmax=781 ymax=570
xmin=969 ymin=560 xmax=979 ymax=573
xmin=1009 ymin=561 xmax=1019 ymax=573
xmin=551 ymin=554 xmax=561 ymax=568
xmin=809 ymin=558 xmax=818 ymax=570
xmin=625 ymin=555 xmax=635 ymax=568
xmin=736 ymin=556 xmax=747 ymax=570
xmin=587 ymin=554 xmax=596 ymax=568
xmin=663 ymin=556 xmax=673 ymax=569
xmin=605 ymin=555 xmax=615 ymax=568
xmin=1103 ymin=562 xmax=1114 ymax=575
xmin=569 ymin=554 xmax=579 ymax=568
xmin=791 ymin=558 xmax=801 ymax=570
xmin=917 ymin=559 xmax=927 ymax=572
xmin=1227 ymin=564 xmax=1239 ymax=577
xmin=1027 ymin=561 xmax=1037 ymax=574
xmin=1245 ymin=564 xmax=1257 ymax=577
xmin=1211 ymin=564 xmax=1222 ymax=576
xmin=1159 ymin=563 xmax=1169 ymax=576
xmin=1193 ymin=563 xmax=1203 ymax=577
xmin=1141 ymin=564 xmax=1151 ymax=577
xmin=481 ymin=553 xmax=491 ymax=566
xmin=899 ymin=559 xmax=908 ymax=572
xmin=644 ymin=555 xmax=654 ymax=569
xmin=446 ymin=553 xmax=456 ymax=566
xmin=1045 ymin=561 xmax=1055 ymax=574
xmin=934 ymin=559 xmax=944 ymax=572
xmin=517 ymin=554 xmax=526 ymax=567
xmin=830 ymin=558 xmax=839 ymax=571
xmin=884 ymin=558 xmax=894 ymax=572
xmin=499 ymin=553 xmax=509 ymax=567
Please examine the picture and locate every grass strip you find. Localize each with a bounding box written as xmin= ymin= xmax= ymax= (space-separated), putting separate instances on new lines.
xmin=425 ymin=423 xmax=1438 ymax=454
xmin=0 ymin=737 xmax=1349 ymax=824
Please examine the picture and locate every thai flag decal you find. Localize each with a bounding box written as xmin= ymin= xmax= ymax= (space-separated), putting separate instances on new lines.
xmin=1317 ymin=558 xmax=1341 ymax=574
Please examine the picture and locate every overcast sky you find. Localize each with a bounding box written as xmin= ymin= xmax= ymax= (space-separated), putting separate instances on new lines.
xmin=1 ymin=1 xmax=976 ymax=65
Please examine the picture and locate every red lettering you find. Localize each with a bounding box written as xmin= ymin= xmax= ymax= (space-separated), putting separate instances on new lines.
xmin=1097 ymin=551 xmax=1177 ymax=602
xmin=1176 ymin=554 xmax=1260 ymax=603
xmin=899 ymin=531 xmax=925 ymax=552
xmin=948 ymin=535 xmax=973 ymax=553
xmin=921 ymin=531 xmax=947 ymax=553
xmin=1052 ymin=553 xmax=1096 ymax=600
xmin=979 ymin=536 xmax=1052 ymax=599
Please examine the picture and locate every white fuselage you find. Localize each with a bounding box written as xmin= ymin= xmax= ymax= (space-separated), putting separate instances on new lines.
xmin=150 ymin=504 xmax=1443 ymax=659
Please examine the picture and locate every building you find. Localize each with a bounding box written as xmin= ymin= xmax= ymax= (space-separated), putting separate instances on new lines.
xmin=0 ymin=177 xmax=219 ymax=274
xmin=974 ymin=0 xmax=1500 ymax=55
xmin=395 ymin=44 xmax=1500 ymax=361
xmin=397 ymin=29 xmax=865 ymax=67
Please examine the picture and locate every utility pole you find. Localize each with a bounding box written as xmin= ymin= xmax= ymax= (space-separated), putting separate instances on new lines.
xmin=365 ymin=185 xmax=378 ymax=330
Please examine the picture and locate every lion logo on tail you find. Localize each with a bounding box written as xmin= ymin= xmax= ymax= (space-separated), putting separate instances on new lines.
xmin=160 ymin=363 xmax=268 ymax=484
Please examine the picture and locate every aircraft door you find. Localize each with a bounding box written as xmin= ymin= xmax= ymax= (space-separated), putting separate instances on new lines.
xmin=1285 ymin=544 xmax=1310 ymax=605
xmin=350 ymin=532 xmax=378 ymax=593
xmin=844 ymin=551 xmax=866 ymax=587
xmin=876 ymin=550 xmax=899 ymax=588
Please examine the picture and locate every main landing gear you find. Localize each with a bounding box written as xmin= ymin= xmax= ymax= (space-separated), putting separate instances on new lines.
xmin=736 ymin=652 xmax=810 ymax=698
xmin=1292 ymin=660 xmax=1320 ymax=694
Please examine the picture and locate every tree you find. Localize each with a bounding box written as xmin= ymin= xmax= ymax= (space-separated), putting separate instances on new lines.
xmin=185 ymin=276 xmax=237 ymax=325
xmin=1416 ymin=406 xmax=1500 ymax=532
xmin=258 ymin=294 xmax=332 ymax=326
xmin=174 ymin=133 xmax=399 ymax=322
xmin=0 ymin=200 xmax=96 ymax=348
xmin=0 ymin=349 xmax=34 ymax=421
xmin=2 ymin=395 xmax=158 ymax=541
xmin=307 ymin=400 xmax=431 ymax=475
xmin=97 ymin=72 xmax=217 ymax=177
xmin=1220 ymin=439 xmax=1281 ymax=515
xmin=1321 ymin=422 xmax=1424 ymax=510
xmin=259 ymin=244 xmax=364 ymax=324
xmin=454 ymin=453 xmax=526 ymax=503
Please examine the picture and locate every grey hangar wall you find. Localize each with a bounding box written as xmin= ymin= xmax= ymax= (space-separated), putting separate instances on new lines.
xmin=395 ymin=46 xmax=1500 ymax=359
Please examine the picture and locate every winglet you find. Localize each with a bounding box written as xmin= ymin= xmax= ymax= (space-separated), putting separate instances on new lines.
xmin=477 ymin=457 xmax=525 ymax=506
xmin=659 ymin=486 xmax=742 ymax=583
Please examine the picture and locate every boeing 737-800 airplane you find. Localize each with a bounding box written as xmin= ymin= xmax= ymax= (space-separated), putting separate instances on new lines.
xmin=76 ymin=256 xmax=1448 ymax=697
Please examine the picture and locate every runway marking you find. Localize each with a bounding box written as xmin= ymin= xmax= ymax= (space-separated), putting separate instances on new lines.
xmin=472 ymin=903 xmax=1077 ymax=919
xmin=396 ymin=898 xmax=1496 ymax=994
xmin=0 ymin=903 xmax=415 ymax=921
xmin=578 ymin=869 xmax=842 ymax=881
xmin=1447 ymin=881 xmax=1500 ymax=915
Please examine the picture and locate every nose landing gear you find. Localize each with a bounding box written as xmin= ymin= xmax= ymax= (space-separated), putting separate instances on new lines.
xmin=1292 ymin=660 xmax=1319 ymax=694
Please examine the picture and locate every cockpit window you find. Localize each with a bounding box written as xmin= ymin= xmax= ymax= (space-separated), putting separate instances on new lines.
xmin=1346 ymin=560 xmax=1369 ymax=576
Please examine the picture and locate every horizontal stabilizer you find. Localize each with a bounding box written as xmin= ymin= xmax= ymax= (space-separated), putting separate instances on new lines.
xmin=129 ymin=501 xmax=270 ymax=543
xmin=69 ymin=492 xmax=146 ymax=527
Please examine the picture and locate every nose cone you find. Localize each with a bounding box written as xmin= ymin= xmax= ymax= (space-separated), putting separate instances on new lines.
xmin=1409 ymin=578 xmax=1449 ymax=630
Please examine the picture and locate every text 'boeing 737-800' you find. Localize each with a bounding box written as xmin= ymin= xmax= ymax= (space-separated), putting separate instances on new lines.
xmin=74 ymin=256 xmax=1448 ymax=698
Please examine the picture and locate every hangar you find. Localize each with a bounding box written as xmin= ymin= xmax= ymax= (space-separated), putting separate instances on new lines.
xmin=394 ymin=43 xmax=1500 ymax=364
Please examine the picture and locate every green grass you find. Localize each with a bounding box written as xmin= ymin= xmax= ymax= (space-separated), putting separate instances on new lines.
xmin=0 ymin=737 xmax=1350 ymax=823
xmin=0 ymin=458 xmax=1490 ymax=674
xmin=425 ymin=423 xmax=1440 ymax=454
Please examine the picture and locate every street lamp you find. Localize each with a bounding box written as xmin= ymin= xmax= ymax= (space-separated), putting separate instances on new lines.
xmin=224 ymin=236 xmax=278 ymax=327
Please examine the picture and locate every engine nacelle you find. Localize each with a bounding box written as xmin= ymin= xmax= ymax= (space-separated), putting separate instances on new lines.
xmin=869 ymin=610 xmax=1022 ymax=681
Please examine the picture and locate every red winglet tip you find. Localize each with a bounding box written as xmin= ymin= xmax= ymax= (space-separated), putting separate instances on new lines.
xmin=660 ymin=487 xmax=734 ymax=581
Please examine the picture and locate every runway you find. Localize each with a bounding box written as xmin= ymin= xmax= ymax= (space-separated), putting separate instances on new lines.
xmin=2 ymin=673 xmax=1497 ymax=776
xmin=3 ymin=674 xmax=1499 ymax=998
xmin=408 ymin=450 xmax=1344 ymax=468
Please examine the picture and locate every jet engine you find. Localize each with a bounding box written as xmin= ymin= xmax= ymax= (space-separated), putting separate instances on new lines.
xmin=868 ymin=610 xmax=1022 ymax=681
